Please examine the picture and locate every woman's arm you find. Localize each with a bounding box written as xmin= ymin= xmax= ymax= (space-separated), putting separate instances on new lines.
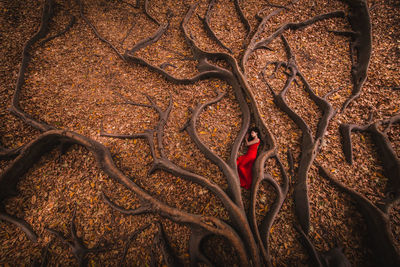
xmin=246 ymin=137 xmax=259 ymax=146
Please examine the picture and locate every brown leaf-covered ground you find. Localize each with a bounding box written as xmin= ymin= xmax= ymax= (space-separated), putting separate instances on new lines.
xmin=0 ymin=0 xmax=399 ymax=265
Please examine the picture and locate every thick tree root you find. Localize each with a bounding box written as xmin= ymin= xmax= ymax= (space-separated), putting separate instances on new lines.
xmin=243 ymin=9 xmax=345 ymax=71
xmin=251 ymin=151 xmax=290 ymax=266
xmin=189 ymin=227 xmax=213 ymax=266
xmin=318 ymin=165 xmax=400 ymax=267
xmin=261 ymin=35 xmax=335 ymax=234
xmin=340 ymin=115 xmax=400 ymax=208
xmin=340 ymin=0 xmax=372 ymax=111
xmin=294 ymin=224 xmax=351 ymax=267
xmin=0 ymin=131 xmax=63 ymax=242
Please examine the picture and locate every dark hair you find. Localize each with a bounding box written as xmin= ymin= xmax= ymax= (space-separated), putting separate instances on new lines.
xmin=247 ymin=127 xmax=260 ymax=142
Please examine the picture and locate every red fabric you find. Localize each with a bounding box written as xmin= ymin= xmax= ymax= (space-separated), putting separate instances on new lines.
xmin=237 ymin=141 xmax=260 ymax=189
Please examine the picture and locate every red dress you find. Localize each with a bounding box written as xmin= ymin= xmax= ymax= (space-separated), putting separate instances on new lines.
xmin=237 ymin=141 xmax=260 ymax=189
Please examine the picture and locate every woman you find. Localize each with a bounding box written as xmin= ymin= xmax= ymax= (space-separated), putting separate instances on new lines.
xmin=237 ymin=127 xmax=260 ymax=190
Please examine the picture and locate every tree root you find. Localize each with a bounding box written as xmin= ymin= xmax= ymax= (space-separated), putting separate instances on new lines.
xmin=0 ymin=144 xmax=24 ymax=160
xmin=78 ymin=0 xmax=125 ymax=60
xmin=153 ymin=222 xmax=183 ymax=267
xmin=119 ymin=21 xmax=135 ymax=45
xmin=144 ymin=0 xmax=160 ymax=26
xmin=340 ymin=115 xmax=400 ymax=208
xmin=10 ymin=0 xmax=56 ymax=132
xmin=199 ymin=0 xmax=233 ymax=54
xmin=261 ymin=35 xmax=335 ymax=234
xmin=318 ymin=164 xmax=400 ymax=267
xmin=294 ymin=224 xmax=351 ymax=267
xmin=253 ymin=11 xmax=345 ymax=52
xmin=119 ymin=223 xmax=152 ymax=265
xmin=251 ymin=152 xmax=290 ymax=265
xmin=340 ymin=0 xmax=372 ymax=111
xmin=0 ymin=210 xmax=38 ymax=242
xmin=189 ymin=227 xmax=213 ymax=266
xmin=234 ymin=0 xmax=251 ymax=39
xmin=39 ymin=15 xmax=76 ymax=46
xmin=46 ymin=208 xmax=111 ymax=266
xmin=31 ymin=239 xmax=53 ymax=267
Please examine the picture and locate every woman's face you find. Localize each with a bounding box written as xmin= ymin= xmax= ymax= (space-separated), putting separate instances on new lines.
xmin=250 ymin=131 xmax=257 ymax=138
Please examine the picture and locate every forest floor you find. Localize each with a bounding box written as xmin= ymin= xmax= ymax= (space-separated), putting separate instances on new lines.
xmin=0 ymin=0 xmax=399 ymax=266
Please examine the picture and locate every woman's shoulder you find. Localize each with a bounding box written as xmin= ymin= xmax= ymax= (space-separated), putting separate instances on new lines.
xmin=250 ymin=139 xmax=260 ymax=146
